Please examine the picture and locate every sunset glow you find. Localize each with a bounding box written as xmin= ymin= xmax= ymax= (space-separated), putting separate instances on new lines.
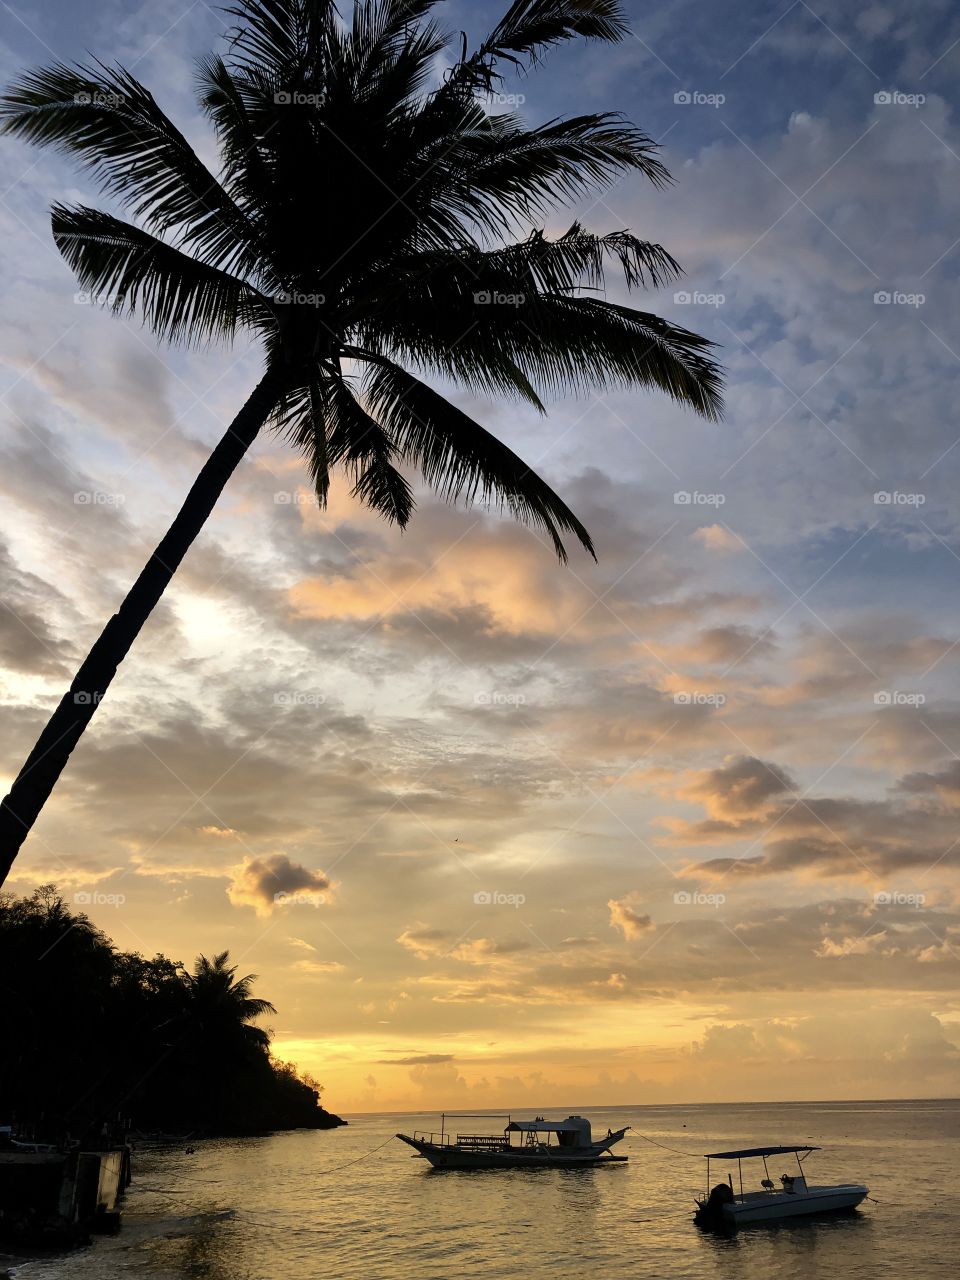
xmin=2 ymin=0 xmax=959 ymax=1116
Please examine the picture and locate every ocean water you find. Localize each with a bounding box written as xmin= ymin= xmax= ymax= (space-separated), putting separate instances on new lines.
xmin=6 ymin=1099 xmax=957 ymax=1280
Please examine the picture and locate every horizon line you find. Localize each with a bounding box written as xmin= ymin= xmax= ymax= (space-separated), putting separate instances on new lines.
xmin=338 ymin=1094 xmax=960 ymax=1117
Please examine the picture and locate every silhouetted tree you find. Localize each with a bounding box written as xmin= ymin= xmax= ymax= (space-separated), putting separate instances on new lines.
xmin=0 ymin=0 xmax=723 ymax=878
xmin=0 ymin=887 xmax=341 ymax=1137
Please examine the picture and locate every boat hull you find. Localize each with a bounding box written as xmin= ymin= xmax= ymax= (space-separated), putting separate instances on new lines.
xmin=396 ymin=1133 xmax=627 ymax=1171
xmin=720 ymin=1185 xmax=868 ymax=1225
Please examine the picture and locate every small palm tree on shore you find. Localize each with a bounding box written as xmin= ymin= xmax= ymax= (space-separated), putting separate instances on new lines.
xmin=0 ymin=0 xmax=722 ymax=884
xmin=186 ymin=950 xmax=276 ymax=1054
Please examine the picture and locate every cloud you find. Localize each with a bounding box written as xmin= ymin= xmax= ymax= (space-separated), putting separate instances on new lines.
xmin=376 ymin=1054 xmax=454 ymax=1066
xmin=684 ymin=1008 xmax=960 ymax=1090
xmin=0 ymin=539 xmax=75 ymax=677
xmin=682 ymin=625 xmax=777 ymax=666
xmin=396 ymin=924 xmax=453 ymax=960
xmin=816 ymin=931 xmax=891 ymax=959
xmin=292 ymin=959 xmax=346 ymax=974
xmin=684 ymin=755 xmax=796 ymax=819
xmin=452 ymin=937 xmax=530 ymax=964
xmin=692 ymin=524 xmax=742 ymax=553
xmin=681 ymin=779 xmax=960 ymax=882
xmin=395 ymin=927 xmax=530 ymax=966
xmin=227 ymin=855 xmax=331 ymax=916
xmin=899 ymin=762 xmax=960 ymax=803
xmin=5 ymin=859 xmax=122 ymax=890
xmin=407 ymin=1060 xmax=472 ymax=1096
xmin=693 ymin=1023 xmax=760 ymax=1059
xmin=607 ymin=897 xmax=654 ymax=940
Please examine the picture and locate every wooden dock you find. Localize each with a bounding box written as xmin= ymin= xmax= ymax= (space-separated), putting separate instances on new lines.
xmin=0 ymin=1144 xmax=132 ymax=1246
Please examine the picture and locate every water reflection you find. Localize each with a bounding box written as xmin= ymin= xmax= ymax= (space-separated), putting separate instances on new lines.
xmin=701 ymin=1209 xmax=877 ymax=1280
xmin=14 ymin=1103 xmax=956 ymax=1280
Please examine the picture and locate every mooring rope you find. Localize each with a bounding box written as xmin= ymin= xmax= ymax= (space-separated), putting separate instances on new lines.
xmin=634 ymin=1134 xmax=705 ymax=1159
xmin=312 ymin=1134 xmax=396 ymax=1175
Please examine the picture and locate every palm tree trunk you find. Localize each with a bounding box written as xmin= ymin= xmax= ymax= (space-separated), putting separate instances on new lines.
xmin=0 ymin=361 xmax=290 ymax=886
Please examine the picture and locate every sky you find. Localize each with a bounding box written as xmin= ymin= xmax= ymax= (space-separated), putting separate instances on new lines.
xmin=1 ymin=0 xmax=959 ymax=1112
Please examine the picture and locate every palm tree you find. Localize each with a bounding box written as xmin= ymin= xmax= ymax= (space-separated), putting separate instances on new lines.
xmin=0 ymin=0 xmax=723 ymax=883
xmin=185 ymin=950 xmax=276 ymax=1055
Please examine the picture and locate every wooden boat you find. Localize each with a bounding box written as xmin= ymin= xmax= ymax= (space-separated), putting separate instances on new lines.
xmin=694 ymin=1144 xmax=868 ymax=1228
xmin=396 ymin=1114 xmax=629 ymax=1170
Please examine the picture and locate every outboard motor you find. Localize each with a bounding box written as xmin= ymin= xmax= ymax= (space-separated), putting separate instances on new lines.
xmin=695 ymin=1182 xmax=735 ymax=1229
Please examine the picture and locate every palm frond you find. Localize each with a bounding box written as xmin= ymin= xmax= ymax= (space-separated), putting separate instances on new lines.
xmin=362 ymin=356 xmax=595 ymax=561
xmin=355 ymin=263 xmax=723 ymax=419
xmin=195 ymin=55 xmax=275 ymax=223
xmin=557 ymin=297 xmax=725 ymax=418
xmin=462 ymin=224 xmax=682 ymax=292
xmin=486 ymin=0 xmax=628 ymax=63
xmin=239 ymin=995 xmax=277 ymax=1018
xmin=400 ymin=107 xmax=670 ymax=247
xmin=222 ymin=0 xmax=337 ymax=76
xmin=279 ymin=374 xmax=414 ymax=524
xmin=51 ymin=204 xmax=268 ymax=346
xmin=345 ymin=15 xmax=449 ymax=111
xmin=441 ymin=114 xmax=671 ymax=225
xmin=346 ymin=0 xmax=447 ymax=77
xmin=350 ymin=445 xmax=416 ymax=525
xmin=440 ymin=0 xmax=627 ymax=99
xmin=0 ymin=62 xmax=261 ymax=276
xmin=308 ymin=381 xmax=331 ymax=505
xmin=326 ymin=376 xmax=414 ymax=525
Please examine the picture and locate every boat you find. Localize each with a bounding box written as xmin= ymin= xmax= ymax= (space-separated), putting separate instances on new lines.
xmin=396 ymin=1114 xmax=629 ymax=1170
xmin=1 ymin=1129 xmax=57 ymax=1155
xmin=694 ymin=1144 xmax=869 ymax=1228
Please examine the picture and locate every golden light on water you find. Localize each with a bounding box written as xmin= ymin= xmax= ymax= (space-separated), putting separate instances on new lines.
xmin=2 ymin=0 xmax=959 ymax=1119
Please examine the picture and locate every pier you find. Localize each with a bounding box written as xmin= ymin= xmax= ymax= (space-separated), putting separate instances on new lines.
xmin=0 ymin=1135 xmax=131 ymax=1247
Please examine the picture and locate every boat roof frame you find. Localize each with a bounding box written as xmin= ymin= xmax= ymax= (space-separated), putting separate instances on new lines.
xmin=506 ymin=1118 xmax=590 ymax=1133
xmin=436 ymin=1113 xmax=591 ymax=1135
xmin=704 ymin=1144 xmax=820 ymax=1160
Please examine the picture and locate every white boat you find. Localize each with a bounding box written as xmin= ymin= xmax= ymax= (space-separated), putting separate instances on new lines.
xmin=694 ymin=1144 xmax=868 ymax=1228
xmin=396 ymin=1114 xmax=629 ymax=1170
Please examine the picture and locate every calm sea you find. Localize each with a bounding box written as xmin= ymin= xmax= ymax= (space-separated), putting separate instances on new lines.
xmin=6 ymin=1099 xmax=957 ymax=1280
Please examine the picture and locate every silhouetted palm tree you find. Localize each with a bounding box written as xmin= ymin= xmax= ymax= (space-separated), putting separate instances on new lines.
xmin=0 ymin=0 xmax=723 ymax=881
xmin=186 ymin=950 xmax=276 ymax=1054
xmin=188 ymin=950 xmax=276 ymax=1025
xmin=1 ymin=890 xmax=329 ymax=1133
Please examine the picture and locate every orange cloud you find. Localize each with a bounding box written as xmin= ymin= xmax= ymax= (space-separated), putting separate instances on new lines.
xmin=288 ymin=537 xmax=581 ymax=638
xmin=692 ymin=524 xmax=742 ymax=553
xmin=227 ymin=855 xmax=331 ymax=917
xmin=682 ymin=754 xmax=795 ymax=820
xmin=396 ymin=924 xmax=453 ymax=960
xmin=608 ymin=897 xmax=654 ymax=939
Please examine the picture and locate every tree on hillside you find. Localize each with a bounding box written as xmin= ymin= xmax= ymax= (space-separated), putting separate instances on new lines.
xmin=0 ymin=887 xmax=337 ymax=1134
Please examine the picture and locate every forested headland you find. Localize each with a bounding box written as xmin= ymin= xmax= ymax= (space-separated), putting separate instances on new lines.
xmin=0 ymin=886 xmax=344 ymax=1140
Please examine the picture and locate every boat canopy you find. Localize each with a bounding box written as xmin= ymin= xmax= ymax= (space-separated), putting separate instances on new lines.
xmin=704 ymin=1145 xmax=820 ymax=1160
xmin=507 ymin=1116 xmax=592 ymax=1137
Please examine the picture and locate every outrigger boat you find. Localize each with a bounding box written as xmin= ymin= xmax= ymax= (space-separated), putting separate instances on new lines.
xmin=694 ymin=1144 xmax=869 ymax=1228
xmin=396 ymin=1114 xmax=629 ymax=1170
